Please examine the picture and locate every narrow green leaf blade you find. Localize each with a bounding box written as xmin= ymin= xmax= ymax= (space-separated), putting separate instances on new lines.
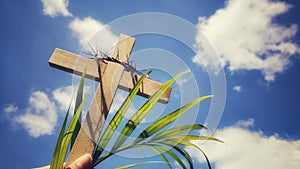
xmin=50 ymin=102 xmax=71 ymax=169
xmin=71 ymin=68 xmax=87 ymax=149
xmin=136 ymin=95 xmax=213 ymax=142
xmin=112 ymin=71 xmax=190 ymax=151
xmin=151 ymin=124 xmax=206 ymax=142
xmin=142 ymin=145 xmax=172 ymax=169
xmin=155 ymin=141 xmax=193 ymax=169
xmin=180 ymin=141 xmax=212 ymax=169
xmin=151 ymin=135 xmax=222 ymax=169
xmin=93 ymin=71 xmax=151 ymax=159
xmin=166 ymin=135 xmax=224 ymax=143
xmin=57 ymin=94 xmax=88 ymax=167
xmin=172 ymin=145 xmax=194 ymax=169
xmin=115 ymin=163 xmax=142 ymax=169
xmin=157 ymin=145 xmax=186 ymax=169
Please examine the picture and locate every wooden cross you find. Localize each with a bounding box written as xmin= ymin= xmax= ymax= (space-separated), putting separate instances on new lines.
xmin=48 ymin=34 xmax=172 ymax=166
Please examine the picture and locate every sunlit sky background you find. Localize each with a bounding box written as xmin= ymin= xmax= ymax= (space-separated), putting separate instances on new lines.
xmin=1 ymin=0 xmax=300 ymax=169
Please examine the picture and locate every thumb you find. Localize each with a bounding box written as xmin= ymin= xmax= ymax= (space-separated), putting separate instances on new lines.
xmin=66 ymin=154 xmax=92 ymax=169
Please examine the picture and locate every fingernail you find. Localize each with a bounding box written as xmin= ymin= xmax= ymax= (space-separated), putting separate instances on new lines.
xmin=77 ymin=154 xmax=91 ymax=163
xmin=65 ymin=154 xmax=92 ymax=169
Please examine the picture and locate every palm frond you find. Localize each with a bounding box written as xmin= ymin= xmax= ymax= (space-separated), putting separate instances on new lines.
xmin=50 ymin=101 xmax=71 ymax=169
xmin=50 ymin=69 xmax=88 ymax=168
xmin=153 ymin=135 xmax=223 ymax=143
xmin=150 ymin=124 xmax=207 ymax=142
xmin=154 ymin=144 xmax=187 ymax=169
xmin=70 ymin=67 xmax=86 ymax=149
xmin=134 ymin=95 xmax=213 ymax=143
xmin=179 ymin=141 xmax=212 ymax=169
xmin=51 ymin=70 xmax=221 ymax=169
xmin=111 ymin=71 xmax=190 ymax=152
xmin=56 ymin=92 xmax=88 ymax=167
xmin=139 ymin=145 xmax=172 ymax=169
xmin=93 ymin=70 xmax=151 ymax=160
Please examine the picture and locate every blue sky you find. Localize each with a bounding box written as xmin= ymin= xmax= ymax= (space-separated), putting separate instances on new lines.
xmin=1 ymin=0 xmax=300 ymax=169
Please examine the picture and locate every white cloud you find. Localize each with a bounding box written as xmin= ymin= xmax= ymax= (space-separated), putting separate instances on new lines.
xmin=235 ymin=118 xmax=254 ymax=128
xmin=3 ymin=84 xmax=94 ymax=138
xmin=177 ymin=75 xmax=192 ymax=86
xmin=189 ymin=119 xmax=300 ymax=169
xmin=14 ymin=91 xmax=57 ymax=138
xmin=52 ymin=86 xmax=73 ymax=113
xmin=41 ymin=0 xmax=73 ymax=17
xmin=3 ymin=104 xmax=18 ymax=114
xmin=233 ymin=85 xmax=241 ymax=92
xmin=52 ymin=84 xmax=94 ymax=117
xmin=69 ymin=17 xmax=118 ymax=52
xmin=193 ymin=0 xmax=300 ymax=81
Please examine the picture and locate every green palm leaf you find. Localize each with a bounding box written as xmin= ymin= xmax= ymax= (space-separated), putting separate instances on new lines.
xmin=56 ymin=94 xmax=88 ymax=167
xmin=111 ymin=71 xmax=189 ymax=152
xmin=150 ymin=124 xmax=207 ymax=142
xmin=172 ymin=145 xmax=194 ymax=169
xmin=159 ymin=135 xmax=223 ymax=143
xmin=50 ymin=102 xmax=71 ymax=169
xmin=70 ymin=68 xmax=86 ymax=149
xmin=50 ymin=69 xmax=219 ymax=169
xmin=141 ymin=145 xmax=172 ymax=168
xmin=135 ymin=95 xmax=213 ymax=143
xmin=179 ymin=141 xmax=212 ymax=169
xmin=50 ymin=68 xmax=87 ymax=169
xmin=151 ymin=135 xmax=222 ymax=169
xmin=93 ymin=70 xmax=151 ymax=160
xmin=153 ymin=143 xmax=194 ymax=169
xmin=155 ymin=144 xmax=186 ymax=169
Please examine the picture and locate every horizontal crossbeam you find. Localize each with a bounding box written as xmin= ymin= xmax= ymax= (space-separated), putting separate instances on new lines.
xmin=49 ymin=48 xmax=171 ymax=104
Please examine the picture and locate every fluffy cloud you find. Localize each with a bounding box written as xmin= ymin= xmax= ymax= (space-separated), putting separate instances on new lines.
xmin=3 ymin=86 xmax=76 ymax=138
xmin=193 ymin=0 xmax=300 ymax=81
xmin=69 ymin=17 xmax=118 ymax=52
xmin=233 ymin=85 xmax=241 ymax=92
xmin=14 ymin=91 xmax=57 ymax=138
xmin=235 ymin=118 xmax=253 ymax=128
xmin=41 ymin=0 xmax=72 ymax=17
xmin=176 ymin=75 xmax=193 ymax=87
xmin=3 ymin=104 xmax=18 ymax=114
xmin=189 ymin=119 xmax=300 ymax=169
xmin=52 ymin=86 xmax=73 ymax=113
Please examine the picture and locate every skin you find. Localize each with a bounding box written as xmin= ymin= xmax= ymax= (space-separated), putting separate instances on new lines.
xmin=34 ymin=154 xmax=92 ymax=169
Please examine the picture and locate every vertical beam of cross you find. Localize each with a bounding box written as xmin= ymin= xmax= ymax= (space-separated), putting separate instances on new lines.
xmin=65 ymin=35 xmax=135 ymax=166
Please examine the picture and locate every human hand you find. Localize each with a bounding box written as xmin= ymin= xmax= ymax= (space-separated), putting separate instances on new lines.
xmin=34 ymin=154 xmax=92 ymax=169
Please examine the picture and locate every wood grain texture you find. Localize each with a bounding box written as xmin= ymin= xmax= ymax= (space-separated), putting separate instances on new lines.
xmin=66 ymin=62 xmax=125 ymax=165
xmin=49 ymin=48 xmax=171 ymax=103
xmin=112 ymin=34 xmax=136 ymax=62
xmin=66 ymin=35 xmax=136 ymax=165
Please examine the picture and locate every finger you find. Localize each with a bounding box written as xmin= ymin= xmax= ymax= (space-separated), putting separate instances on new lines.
xmin=65 ymin=154 xmax=92 ymax=169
